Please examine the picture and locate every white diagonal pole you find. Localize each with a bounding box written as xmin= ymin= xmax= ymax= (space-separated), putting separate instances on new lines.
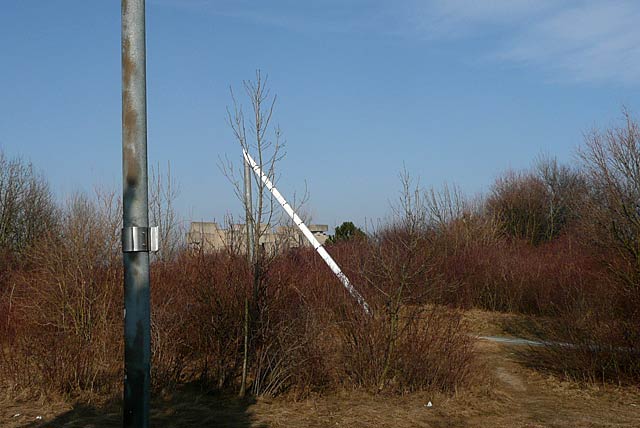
xmin=243 ymin=149 xmax=370 ymax=314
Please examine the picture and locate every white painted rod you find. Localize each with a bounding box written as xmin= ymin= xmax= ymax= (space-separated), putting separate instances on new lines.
xmin=243 ymin=149 xmax=371 ymax=314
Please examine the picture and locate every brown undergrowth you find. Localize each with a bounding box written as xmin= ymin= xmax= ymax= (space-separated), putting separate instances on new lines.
xmin=1 ymin=240 xmax=479 ymax=400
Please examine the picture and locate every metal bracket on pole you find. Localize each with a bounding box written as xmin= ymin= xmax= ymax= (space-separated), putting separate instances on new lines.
xmin=122 ymin=226 xmax=159 ymax=253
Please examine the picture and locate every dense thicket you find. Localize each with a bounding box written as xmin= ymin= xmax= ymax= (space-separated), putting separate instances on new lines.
xmin=1 ymin=111 xmax=640 ymax=400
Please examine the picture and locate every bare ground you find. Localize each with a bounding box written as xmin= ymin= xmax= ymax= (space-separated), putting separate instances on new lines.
xmin=2 ymin=311 xmax=639 ymax=428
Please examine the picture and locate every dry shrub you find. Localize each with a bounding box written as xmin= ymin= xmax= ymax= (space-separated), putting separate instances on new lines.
xmin=487 ymin=157 xmax=584 ymax=245
xmin=336 ymin=305 xmax=477 ymax=393
xmin=0 ymin=150 xmax=57 ymax=255
xmin=525 ymin=109 xmax=640 ymax=384
xmin=433 ymin=236 xmax=598 ymax=314
xmin=521 ymin=295 xmax=640 ymax=384
xmin=0 ymin=251 xmax=15 ymax=340
xmin=251 ymin=312 xmax=328 ymax=397
xmin=310 ymin=213 xmax=479 ymax=394
xmin=230 ymin=235 xmax=481 ymax=397
xmin=514 ymin=243 xmax=640 ymax=384
xmin=487 ymin=171 xmax=550 ymax=244
xmin=1 ymin=192 xmax=123 ymax=397
xmin=1 ymin=224 xmax=481 ymax=400
xmin=0 ymin=171 xmax=481 ymax=399
xmin=150 ymin=251 xmax=248 ymax=391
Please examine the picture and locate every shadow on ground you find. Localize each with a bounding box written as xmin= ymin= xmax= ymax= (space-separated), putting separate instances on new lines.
xmin=19 ymin=388 xmax=263 ymax=428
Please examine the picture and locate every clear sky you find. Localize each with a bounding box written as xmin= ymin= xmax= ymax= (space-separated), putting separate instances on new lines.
xmin=2 ymin=0 xmax=640 ymax=229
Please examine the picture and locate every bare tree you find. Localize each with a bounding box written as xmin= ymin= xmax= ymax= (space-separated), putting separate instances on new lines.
xmin=579 ymin=108 xmax=640 ymax=291
xmin=10 ymin=189 xmax=123 ymax=393
xmin=364 ymin=169 xmax=434 ymax=391
xmin=149 ymin=162 xmax=183 ymax=261
xmin=534 ymin=154 xmax=585 ymax=241
xmin=222 ymin=71 xmax=285 ymax=260
xmin=425 ymin=182 xmax=466 ymax=231
xmin=220 ymin=70 xmax=288 ymax=397
xmin=0 ymin=150 xmax=57 ymax=256
xmin=485 ymin=155 xmax=584 ymax=245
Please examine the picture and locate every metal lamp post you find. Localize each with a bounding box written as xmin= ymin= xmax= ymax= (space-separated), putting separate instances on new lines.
xmin=121 ymin=1 xmax=157 ymax=426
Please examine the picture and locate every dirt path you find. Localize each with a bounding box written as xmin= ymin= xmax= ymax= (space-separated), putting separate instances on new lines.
xmin=468 ymin=339 xmax=639 ymax=427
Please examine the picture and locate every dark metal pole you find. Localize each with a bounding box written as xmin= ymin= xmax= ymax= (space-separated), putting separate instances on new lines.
xmin=121 ymin=0 xmax=150 ymax=426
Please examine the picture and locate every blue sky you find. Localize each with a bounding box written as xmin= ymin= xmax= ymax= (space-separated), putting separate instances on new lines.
xmin=2 ymin=1 xmax=640 ymax=229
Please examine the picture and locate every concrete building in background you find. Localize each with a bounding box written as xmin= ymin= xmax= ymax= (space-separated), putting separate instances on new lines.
xmin=187 ymin=221 xmax=329 ymax=254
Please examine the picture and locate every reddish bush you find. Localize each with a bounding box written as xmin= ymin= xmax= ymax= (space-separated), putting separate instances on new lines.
xmin=521 ymin=295 xmax=640 ymax=384
xmin=334 ymin=304 xmax=477 ymax=393
xmin=149 ymin=251 xmax=248 ymax=390
xmin=433 ymin=235 xmax=601 ymax=315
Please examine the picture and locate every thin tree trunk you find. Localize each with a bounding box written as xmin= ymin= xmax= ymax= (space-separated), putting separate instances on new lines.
xmin=239 ymin=297 xmax=249 ymax=398
xmin=379 ymin=284 xmax=403 ymax=392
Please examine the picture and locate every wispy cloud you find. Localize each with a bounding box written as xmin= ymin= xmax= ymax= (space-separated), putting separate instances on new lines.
xmin=406 ymin=0 xmax=555 ymax=38
xmin=406 ymin=0 xmax=640 ymax=84
xmin=152 ymin=0 xmax=640 ymax=84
